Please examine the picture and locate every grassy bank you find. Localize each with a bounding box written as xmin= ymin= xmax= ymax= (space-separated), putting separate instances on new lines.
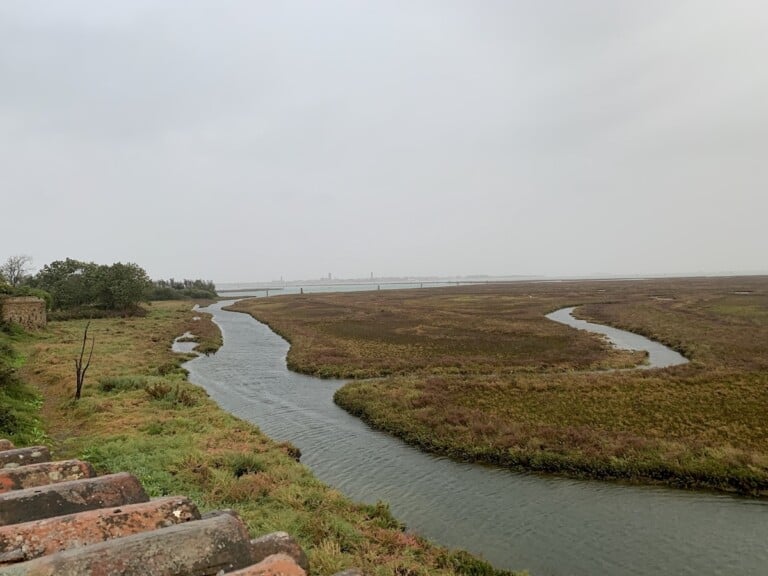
xmin=231 ymin=276 xmax=768 ymax=495
xmin=16 ymin=301 xmax=521 ymax=576
xmin=0 ymin=322 xmax=46 ymax=446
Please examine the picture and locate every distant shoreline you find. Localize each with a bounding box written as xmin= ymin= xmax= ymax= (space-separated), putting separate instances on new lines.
xmin=216 ymin=272 xmax=768 ymax=293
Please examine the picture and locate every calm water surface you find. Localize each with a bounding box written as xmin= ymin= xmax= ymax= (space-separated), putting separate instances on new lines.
xmin=183 ymin=301 xmax=766 ymax=576
xmin=546 ymin=307 xmax=689 ymax=368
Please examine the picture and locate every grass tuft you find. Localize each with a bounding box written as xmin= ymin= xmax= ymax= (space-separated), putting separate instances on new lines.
xmin=99 ymin=375 xmax=147 ymax=392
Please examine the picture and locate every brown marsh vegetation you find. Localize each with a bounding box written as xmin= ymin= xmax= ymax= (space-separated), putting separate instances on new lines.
xmin=16 ymin=301 xmax=519 ymax=576
xmin=231 ymin=276 xmax=768 ymax=495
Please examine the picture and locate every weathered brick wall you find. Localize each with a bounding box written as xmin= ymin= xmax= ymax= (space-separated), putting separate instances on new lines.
xmin=0 ymin=297 xmax=47 ymax=329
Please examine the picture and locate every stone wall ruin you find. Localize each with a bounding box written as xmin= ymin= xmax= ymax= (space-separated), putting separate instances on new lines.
xmin=0 ymin=296 xmax=47 ymax=329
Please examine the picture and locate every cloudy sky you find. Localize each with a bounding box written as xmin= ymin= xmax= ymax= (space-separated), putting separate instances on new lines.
xmin=1 ymin=1 xmax=766 ymax=282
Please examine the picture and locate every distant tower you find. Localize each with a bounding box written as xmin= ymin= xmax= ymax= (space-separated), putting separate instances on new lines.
xmin=329 ymin=272 xmax=332 ymax=280
xmin=370 ymin=272 xmax=374 ymax=280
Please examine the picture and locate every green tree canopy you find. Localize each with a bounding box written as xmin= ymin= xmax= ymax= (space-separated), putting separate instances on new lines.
xmin=31 ymin=259 xmax=150 ymax=313
xmin=31 ymin=258 xmax=100 ymax=310
xmin=148 ymin=278 xmax=217 ymax=300
xmin=95 ymin=262 xmax=150 ymax=311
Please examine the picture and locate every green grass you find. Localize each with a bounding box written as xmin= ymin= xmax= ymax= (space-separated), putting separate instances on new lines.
xmin=19 ymin=301 xmax=522 ymax=576
xmin=0 ymin=322 xmax=47 ymax=446
xmin=232 ymin=276 xmax=768 ymax=495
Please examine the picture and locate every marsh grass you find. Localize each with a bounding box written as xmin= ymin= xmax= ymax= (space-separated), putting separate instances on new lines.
xmin=234 ymin=276 xmax=768 ymax=495
xmin=230 ymin=288 xmax=646 ymax=378
xmin=17 ymin=301 xmax=520 ymax=576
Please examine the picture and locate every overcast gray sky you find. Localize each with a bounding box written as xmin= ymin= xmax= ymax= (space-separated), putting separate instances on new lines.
xmin=1 ymin=1 xmax=766 ymax=282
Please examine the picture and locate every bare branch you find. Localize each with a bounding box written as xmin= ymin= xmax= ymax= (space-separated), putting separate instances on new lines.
xmin=74 ymin=321 xmax=94 ymax=400
xmin=0 ymin=255 xmax=33 ymax=287
xmin=77 ymin=321 xmax=90 ymax=368
xmin=82 ymin=333 xmax=95 ymax=378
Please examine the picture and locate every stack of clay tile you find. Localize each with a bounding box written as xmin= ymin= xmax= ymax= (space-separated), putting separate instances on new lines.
xmin=0 ymin=440 xmax=362 ymax=576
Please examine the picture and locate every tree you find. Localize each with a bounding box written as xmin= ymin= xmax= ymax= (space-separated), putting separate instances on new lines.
xmin=31 ymin=259 xmax=99 ymax=310
xmin=148 ymin=277 xmax=218 ymax=300
xmin=74 ymin=321 xmax=95 ymax=400
xmin=0 ymin=255 xmax=33 ymax=287
xmin=31 ymin=259 xmax=151 ymax=314
xmin=95 ymin=262 xmax=151 ymax=311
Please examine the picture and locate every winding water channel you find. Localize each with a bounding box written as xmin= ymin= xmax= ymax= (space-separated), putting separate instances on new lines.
xmin=183 ymin=301 xmax=767 ymax=576
xmin=545 ymin=307 xmax=689 ymax=369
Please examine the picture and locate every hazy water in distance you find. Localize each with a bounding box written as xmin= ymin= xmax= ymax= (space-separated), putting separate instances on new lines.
xmin=183 ymin=301 xmax=767 ymax=576
xmin=218 ymin=281 xmax=462 ymax=298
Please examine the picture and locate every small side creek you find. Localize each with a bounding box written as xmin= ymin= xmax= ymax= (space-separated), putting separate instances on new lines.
xmin=181 ymin=301 xmax=767 ymax=576
xmin=545 ymin=306 xmax=689 ymax=369
xmin=172 ymin=332 xmax=199 ymax=354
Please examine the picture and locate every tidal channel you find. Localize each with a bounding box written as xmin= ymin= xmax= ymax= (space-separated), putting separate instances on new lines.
xmin=183 ymin=301 xmax=766 ymax=576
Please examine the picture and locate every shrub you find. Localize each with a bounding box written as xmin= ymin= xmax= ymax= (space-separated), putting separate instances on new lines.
xmin=0 ymin=342 xmax=17 ymax=388
xmin=145 ymin=382 xmax=198 ymax=407
xmin=361 ymin=501 xmax=403 ymax=530
xmin=0 ymin=405 xmax=19 ymax=435
xmin=220 ymin=453 xmax=267 ymax=477
xmin=99 ymin=376 xmax=147 ymax=392
xmin=155 ymin=362 xmax=185 ymax=377
xmin=438 ymin=550 xmax=514 ymax=576
xmin=145 ymin=382 xmax=173 ymax=399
